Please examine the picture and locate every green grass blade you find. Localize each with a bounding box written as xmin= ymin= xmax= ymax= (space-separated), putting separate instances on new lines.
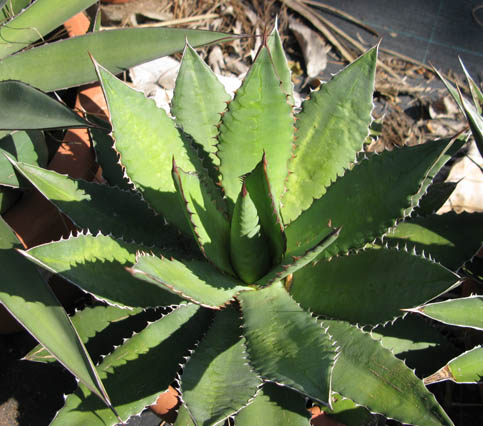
xmin=0 ymin=27 xmax=233 ymax=91
xmin=25 ymin=304 xmax=142 ymax=363
xmin=327 ymin=320 xmax=454 ymax=426
xmin=385 ymin=211 xmax=483 ymax=271
xmin=95 ymin=62 xmax=195 ymax=234
xmin=172 ymin=163 xmax=233 ymax=275
xmin=0 ymin=130 xmax=47 ymax=187
xmin=181 ymin=307 xmax=261 ymax=426
xmin=424 ymin=346 xmax=483 ymax=385
xmin=22 ymin=233 xmax=182 ymax=308
xmin=218 ymin=46 xmax=294 ymax=206
xmin=52 ymin=304 xmax=211 ymax=426
xmin=172 ymin=43 xmax=230 ymax=159
xmin=239 ymin=281 xmax=337 ymax=406
xmin=285 ymin=138 xmax=458 ymax=258
xmin=0 ymin=0 xmax=96 ymax=59
xmin=130 ymin=254 xmax=251 ymax=309
xmin=409 ymin=296 xmax=483 ymax=331
xmin=0 ymin=216 xmax=111 ymax=410
xmin=291 ymin=247 xmax=460 ymax=325
xmin=234 ymin=383 xmax=311 ymax=426
xmin=0 ymin=80 xmax=93 ymax=130
xmin=10 ymin=158 xmax=177 ymax=247
xmin=282 ymin=47 xmax=377 ymax=224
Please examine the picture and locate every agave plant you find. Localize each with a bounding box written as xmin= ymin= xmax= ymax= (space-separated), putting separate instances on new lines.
xmin=3 ymin=28 xmax=470 ymax=425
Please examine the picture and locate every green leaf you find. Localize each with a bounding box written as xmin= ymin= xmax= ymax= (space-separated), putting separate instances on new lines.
xmin=181 ymin=307 xmax=261 ymax=426
xmin=172 ymin=43 xmax=230 ymax=159
xmin=0 ymin=131 xmax=47 ymax=187
xmin=257 ymin=226 xmax=340 ymax=287
xmin=0 ymin=0 xmax=31 ymax=23
xmin=95 ymin=62 xmax=195 ymax=234
xmin=0 ymin=216 xmax=111 ymax=410
xmin=424 ymin=346 xmax=483 ymax=385
xmin=290 ymin=247 xmax=460 ymax=325
xmin=234 ymin=383 xmax=311 ymax=426
xmin=238 ymin=281 xmax=337 ymax=405
xmin=322 ymin=393 xmax=375 ymax=426
xmin=230 ymin=182 xmax=272 ymax=283
xmin=52 ymin=304 xmax=211 ymax=426
xmin=327 ymin=320 xmax=453 ymax=426
xmin=385 ymin=211 xmax=483 ymax=271
xmin=0 ymin=0 xmax=97 ymax=58
xmin=172 ymin=163 xmax=233 ymax=275
xmin=87 ymin=114 xmax=131 ymax=191
xmin=282 ymin=47 xmax=377 ymax=223
xmin=9 ymin=158 xmax=177 ymax=247
xmin=245 ymin=154 xmax=286 ymax=264
xmin=372 ymin=316 xmax=459 ymax=376
xmin=267 ymin=25 xmax=294 ymax=106
xmin=409 ymin=296 xmax=483 ymax=331
xmin=174 ymin=404 xmax=196 ymax=426
xmin=285 ymin=138 xmax=458 ymax=258
xmin=414 ymin=181 xmax=458 ymax=216
xmin=0 ymin=27 xmax=233 ymax=92
xmin=25 ymin=304 xmax=143 ymax=363
xmin=218 ymin=46 xmax=294 ymax=206
xmin=0 ymin=80 xmax=93 ymax=130
xmin=22 ymin=233 xmax=182 ymax=308
xmin=130 ymin=254 xmax=251 ymax=309
xmin=461 ymin=59 xmax=483 ymax=114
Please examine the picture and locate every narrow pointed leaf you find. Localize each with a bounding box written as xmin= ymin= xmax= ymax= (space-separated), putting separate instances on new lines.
xmin=282 ymin=47 xmax=377 ymax=223
xmin=327 ymin=320 xmax=453 ymax=426
xmin=52 ymin=304 xmax=211 ymax=426
xmin=0 ymin=217 xmax=110 ymax=409
xmin=460 ymin=59 xmax=483 ymax=114
xmin=87 ymin=114 xmax=131 ymax=191
xmin=234 ymin=383 xmax=311 ymax=426
xmin=239 ymin=281 xmax=337 ymax=405
xmin=0 ymin=131 xmax=47 ymax=187
xmin=218 ymin=46 xmax=294 ymax=205
xmin=285 ymin=138 xmax=458 ymax=258
xmin=230 ymin=183 xmax=272 ymax=283
xmin=424 ymin=346 xmax=483 ymax=385
xmin=26 ymin=304 xmax=142 ymax=363
xmin=371 ymin=316 xmax=459 ymax=376
xmin=181 ymin=307 xmax=261 ymax=426
xmin=0 ymin=0 xmax=31 ymax=23
xmin=386 ymin=211 xmax=483 ymax=271
xmin=23 ymin=233 xmax=182 ymax=308
xmin=291 ymin=247 xmax=460 ymax=325
xmin=0 ymin=28 xmax=233 ymax=92
xmin=409 ymin=296 xmax=483 ymax=331
xmin=267 ymin=26 xmax=295 ymax=106
xmin=414 ymin=181 xmax=458 ymax=216
xmin=322 ymin=393 xmax=375 ymax=426
xmin=172 ymin=163 xmax=233 ymax=274
xmin=130 ymin=254 xmax=251 ymax=309
xmin=0 ymin=0 xmax=97 ymax=58
xmin=95 ymin=63 xmax=194 ymax=234
xmin=172 ymin=43 xmax=230 ymax=157
xmin=245 ymin=155 xmax=286 ymax=264
xmin=10 ymin=158 xmax=176 ymax=247
xmin=0 ymin=80 xmax=93 ymax=130
xmin=257 ymin=226 xmax=340 ymax=287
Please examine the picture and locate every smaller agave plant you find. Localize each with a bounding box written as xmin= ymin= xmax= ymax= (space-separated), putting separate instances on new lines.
xmin=4 ymin=27 xmax=470 ymax=425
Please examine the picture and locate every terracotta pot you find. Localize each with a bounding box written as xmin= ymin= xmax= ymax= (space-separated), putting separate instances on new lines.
xmin=149 ymin=386 xmax=180 ymax=423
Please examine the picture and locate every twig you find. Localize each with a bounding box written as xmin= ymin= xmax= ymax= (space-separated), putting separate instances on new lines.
xmin=300 ymin=0 xmax=379 ymax=36
xmin=282 ymin=0 xmax=355 ymax=62
xmin=112 ymin=13 xmax=219 ymax=28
